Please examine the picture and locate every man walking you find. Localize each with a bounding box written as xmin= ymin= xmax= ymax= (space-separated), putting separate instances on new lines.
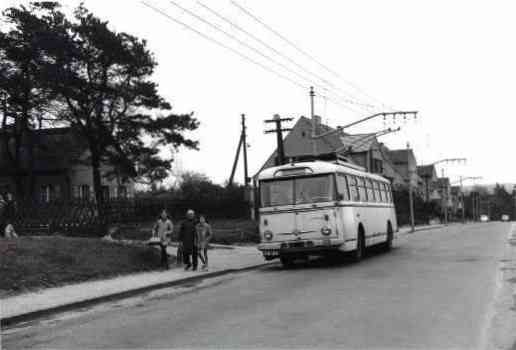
xmin=179 ymin=209 xmax=198 ymax=271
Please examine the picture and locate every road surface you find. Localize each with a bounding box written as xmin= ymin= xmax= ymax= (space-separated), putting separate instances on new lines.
xmin=2 ymin=222 xmax=514 ymax=349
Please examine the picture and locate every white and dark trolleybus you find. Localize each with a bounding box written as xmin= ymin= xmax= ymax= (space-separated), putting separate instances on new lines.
xmin=257 ymin=155 xmax=398 ymax=267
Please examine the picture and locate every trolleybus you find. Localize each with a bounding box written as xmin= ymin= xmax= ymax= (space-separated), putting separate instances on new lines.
xmin=257 ymin=158 xmax=398 ymax=266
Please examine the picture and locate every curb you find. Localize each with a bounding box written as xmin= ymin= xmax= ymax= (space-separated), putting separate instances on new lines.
xmin=398 ymin=224 xmax=445 ymax=236
xmin=1 ymin=261 xmax=274 ymax=328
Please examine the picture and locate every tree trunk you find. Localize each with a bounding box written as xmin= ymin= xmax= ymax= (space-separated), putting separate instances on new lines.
xmin=90 ymin=149 xmax=104 ymax=220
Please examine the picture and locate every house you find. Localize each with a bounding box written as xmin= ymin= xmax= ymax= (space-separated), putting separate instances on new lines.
xmin=257 ymin=116 xmax=405 ymax=186
xmin=0 ymin=127 xmax=135 ymax=201
xmin=386 ymin=148 xmax=423 ymax=194
xmin=436 ymin=177 xmax=452 ymax=208
xmin=417 ymin=164 xmax=441 ymax=202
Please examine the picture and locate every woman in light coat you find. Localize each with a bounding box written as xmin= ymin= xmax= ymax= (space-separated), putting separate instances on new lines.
xmin=196 ymin=215 xmax=213 ymax=270
xmin=152 ymin=210 xmax=174 ymax=269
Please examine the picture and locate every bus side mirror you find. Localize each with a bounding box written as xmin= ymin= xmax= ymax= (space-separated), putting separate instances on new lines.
xmin=337 ymin=193 xmax=344 ymax=201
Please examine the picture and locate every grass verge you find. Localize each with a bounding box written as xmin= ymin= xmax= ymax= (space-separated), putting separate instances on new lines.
xmin=112 ymin=218 xmax=259 ymax=245
xmin=0 ymin=236 xmax=165 ymax=297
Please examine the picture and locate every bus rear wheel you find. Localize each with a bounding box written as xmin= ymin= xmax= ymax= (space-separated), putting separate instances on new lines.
xmin=384 ymin=222 xmax=394 ymax=251
xmin=352 ymin=229 xmax=365 ymax=262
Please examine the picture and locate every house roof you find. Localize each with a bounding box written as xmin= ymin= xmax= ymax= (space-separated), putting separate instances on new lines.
xmin=436 ymin=177 xmax=450 ymax=187
xmin=417 ymin=164 xmax=436 ymax=178
xmin=387 ymin=149 xmax=411 ymax=164
xmin=339 ymin=133 xmax=378 ymax=153
xmin=0 ymin=127 xmax=88 ymax=174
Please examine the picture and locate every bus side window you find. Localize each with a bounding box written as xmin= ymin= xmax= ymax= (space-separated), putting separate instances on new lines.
xmin=347 ymin=175 xmax=359 ymax=202
xmin=374 ymin=181 xmax=382 ymax=202
xmin=381 ymin=183 xmax=388 ymax=203
xmin=358 ymin=177 xmax=367 ymax=202
xmin=337 ymin=174 xmax=350 ymax=200
xmin=366 ymin=179 xmax=375 ymax=202
xmin=386 ymin=183 xmax=393 ymax=203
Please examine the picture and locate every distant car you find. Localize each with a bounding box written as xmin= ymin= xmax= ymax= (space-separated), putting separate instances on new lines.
xmin=501 ymin=214 xmax=510 ymax=222
xmin=480 ymin=215 xmax=489 ymax=222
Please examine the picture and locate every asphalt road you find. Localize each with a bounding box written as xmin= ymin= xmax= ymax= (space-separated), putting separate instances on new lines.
xmin=2 ymin=222 xmax=513 ymax=349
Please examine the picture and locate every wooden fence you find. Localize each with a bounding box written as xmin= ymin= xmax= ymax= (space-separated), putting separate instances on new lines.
xmin=9 ymin=197 xmax=250 ymax=236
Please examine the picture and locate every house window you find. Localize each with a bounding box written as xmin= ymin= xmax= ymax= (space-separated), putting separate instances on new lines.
xmin=372 ymin=159 xmax=383 ymax=173
xmin=40 ymin=185 xmax=61 ymax=202
xmin=101 ymin=186 xmax=110 ymax=201
xmin=41 ymin=185 xmax=50 ymax=203
xmin=80 ymin=185 xmax=90 ymax=200
xmin=118 ymin=186 xmax=127 ymax=199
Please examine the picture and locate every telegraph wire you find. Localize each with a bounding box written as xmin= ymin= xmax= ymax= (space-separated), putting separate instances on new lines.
xmin=230 ymin=0 xmax=391 ymax=111
xmin=140 ymin=1 xmax=307 ymax=90
xmin=140 ymin=2 xmax=368 ymax=116
xmin=166 ymin=0 xmax=374 ymax=112
xmin=196 ymin=0 xmax=377 ymax=111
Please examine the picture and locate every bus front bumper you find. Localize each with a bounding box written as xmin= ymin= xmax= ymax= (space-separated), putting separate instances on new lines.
xmin=258 ymin=238 xmax=345 ymax=259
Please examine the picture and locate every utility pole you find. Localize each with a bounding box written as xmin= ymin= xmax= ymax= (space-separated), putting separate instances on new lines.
xmin=241 ymin=114 xmax=249 ymax=187
xmin=228 ymin=114 xmax=250 ymax=187
xmin=407 ymin=143 xmax=415 ymax=232
xmin=310 ymin=86 xmax=316 ymax=156
xmin=265 ymin=114 xmax=293 ymax=165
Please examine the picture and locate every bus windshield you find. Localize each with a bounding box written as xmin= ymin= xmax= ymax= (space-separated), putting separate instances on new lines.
xmin=260 ymin=174 xmax=335 ymax=207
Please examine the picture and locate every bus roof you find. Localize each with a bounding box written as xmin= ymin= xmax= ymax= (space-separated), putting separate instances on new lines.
xmin=257 ymin=160 xmax=390 ymax=183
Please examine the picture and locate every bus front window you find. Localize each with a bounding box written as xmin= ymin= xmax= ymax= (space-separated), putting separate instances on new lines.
xmin=295 ymin=175 xmax=334 ymax=204
xmin=260 ymin=179 xmax=294 ymax=207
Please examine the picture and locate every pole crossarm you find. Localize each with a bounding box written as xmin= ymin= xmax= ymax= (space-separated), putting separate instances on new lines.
xmin=431 ymin=158 xmax=467 ymax=166
xmin=450 ymin=176 xmax=482 ymax=186
xmin=336 ymin=127 xmax=400 ymax=154
xmin=312 ymin=111 xmax=417 ymax=140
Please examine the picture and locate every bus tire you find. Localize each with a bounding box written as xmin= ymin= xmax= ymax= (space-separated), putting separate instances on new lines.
xmin=352 ymin=227 xmax=365 ymax=262
xmin=280 ymin=255 xmax=295 ymax=268
xmin=385 ymin=222 xmax=394 ymax=251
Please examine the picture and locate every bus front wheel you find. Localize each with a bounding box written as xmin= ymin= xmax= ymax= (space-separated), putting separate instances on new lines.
xmin=384 ymin=222 xmax=394 ymax=251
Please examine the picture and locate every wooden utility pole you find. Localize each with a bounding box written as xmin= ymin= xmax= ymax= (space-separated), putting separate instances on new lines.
xmin=228 ymin=114 xmax=250 ymax=187
xmin=265 ymin=114 xmax=292 ymax=165
xmin=241 ymin=114 xmax=249 ymax=187
xmin=407 ymin=143 xmax=415 ymax=232
xmin=310 ymin=86 xmax=316 ymax=156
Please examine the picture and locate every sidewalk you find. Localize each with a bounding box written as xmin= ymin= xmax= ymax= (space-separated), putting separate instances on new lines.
xmin=1 ymin=245 xmax=269 ymax=327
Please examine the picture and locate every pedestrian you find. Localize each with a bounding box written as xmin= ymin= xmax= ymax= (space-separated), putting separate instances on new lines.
xmin=179 ymin=209 xmax=198 ymax=271
xmin=152 ymin=209 xmax=174 ymax=269
xmin=4 ymin=223 xmax=18 ymax=239
xmin=196 ymin=214 xmax=213 ymax=270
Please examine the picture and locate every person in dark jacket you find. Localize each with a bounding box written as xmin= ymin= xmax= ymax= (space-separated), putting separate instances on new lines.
xmin=179 ymin=209 xmax=198 ymax=271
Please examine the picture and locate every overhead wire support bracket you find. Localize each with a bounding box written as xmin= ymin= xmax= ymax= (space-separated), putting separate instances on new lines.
xmin=312 ymin=111 xmax=417 ymax=139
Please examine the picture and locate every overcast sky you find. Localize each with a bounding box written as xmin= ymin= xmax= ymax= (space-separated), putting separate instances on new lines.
xmin=3 ymin=0 xmax=516 ymax=187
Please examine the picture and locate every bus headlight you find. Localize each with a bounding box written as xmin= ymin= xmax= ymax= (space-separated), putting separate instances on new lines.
xmin=264 ymin=230 xmax=273 ymax=241
xmin=321 ymin=226 xmax=332 ymax=236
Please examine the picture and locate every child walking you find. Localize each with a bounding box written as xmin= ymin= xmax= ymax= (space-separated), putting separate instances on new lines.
xmin=196 ymin=215 xmax=213 ymax=270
